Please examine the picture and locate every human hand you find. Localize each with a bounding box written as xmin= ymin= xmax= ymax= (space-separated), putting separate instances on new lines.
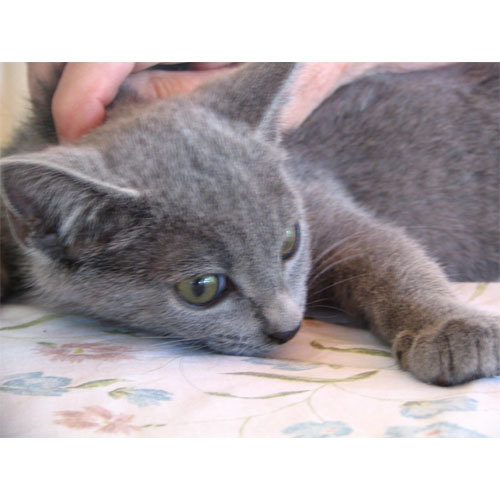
xmin=28 ymin=62 xmax=451 ymax=143
xmin=28 ymin=62 xmax=240 ymax=142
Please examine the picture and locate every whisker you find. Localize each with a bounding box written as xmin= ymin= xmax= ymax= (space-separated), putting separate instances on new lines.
xmin=308 ymin=252 xmax=366 ymax=287
xmin=124 ymin=341 xmax=201 ymax=352
xmin=310 ymin=233 xmax=361 ymax=267
xmin=129 ymin=335 xmax=210 ymax=350
xmin=306 ymin=298 xmax=341 ymax=307
xmin=308 ymin=272 xmax=369 ymax=298
xmin=310 ymin=231 xmax=369 ymax=269
xmin=309 ymin=237 xmax=365 ymax=277
xmin=310 ymin=224 xmax=396 ymax=267
xmin=129 ymin=330 xmax=261 ymax=355
xmin=306 ymin=304 xmax=347 ymax=313
xmin=309 ymin=223 xmax=456 ymax=276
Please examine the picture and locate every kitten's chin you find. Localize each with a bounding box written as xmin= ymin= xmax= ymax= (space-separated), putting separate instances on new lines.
xmin=203 ymin=340 xmax=280 ymax=357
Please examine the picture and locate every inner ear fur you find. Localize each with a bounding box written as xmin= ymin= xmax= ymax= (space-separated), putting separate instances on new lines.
xmin=1 ymin=155 xmax=145 ymax=260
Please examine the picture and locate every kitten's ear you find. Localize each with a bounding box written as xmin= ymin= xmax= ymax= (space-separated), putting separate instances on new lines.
xmin=1 ymin=153 xmax=145 ymax=262
xmin=195 ymin=62 xmax=301 ymax=142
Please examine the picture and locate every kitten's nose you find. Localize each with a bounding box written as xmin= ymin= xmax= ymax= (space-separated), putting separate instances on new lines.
xmin=268 ymin=323 xmax=302 ymax=344
xmin=263 ymin=292 xmax=303 ymax=344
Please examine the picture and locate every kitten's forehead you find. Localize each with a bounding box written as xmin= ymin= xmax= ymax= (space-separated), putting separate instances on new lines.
xmin=99 ymin=100 xmax=291 ymax=192
xmin=104 ymin=100 xmax=301 ymax=227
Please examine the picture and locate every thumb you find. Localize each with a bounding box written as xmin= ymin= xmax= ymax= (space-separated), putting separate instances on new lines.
xmin=53 ymin=63 xmax=136 ymax=142
xmin=121 ymin=64 xmax=241 ymax=100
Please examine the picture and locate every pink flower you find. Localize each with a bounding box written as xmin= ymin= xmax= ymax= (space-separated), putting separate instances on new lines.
xmin=54 ymin=406 xmax=141 ymax=434
xmin=37 ymin=342 xmax=134 ymax=362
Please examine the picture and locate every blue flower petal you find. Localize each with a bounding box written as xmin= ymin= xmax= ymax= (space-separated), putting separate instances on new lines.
xmin=401 ymin=397 xmax=478 ymax=419
xmin=386 ymin=422 xmax=486 ymax=438
xmin=283 ymin=421 xmax=352 ymax=438
xmin=243 ymin=358 xmax=317 ymax=371
xmin=125 ymin=388 xmax=173 ymax=407
xmin=0 ymin=372 xmax=72 ymax=397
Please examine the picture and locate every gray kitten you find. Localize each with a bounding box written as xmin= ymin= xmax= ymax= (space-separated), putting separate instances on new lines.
xmin=1 ymin=62 xmax=499 ymax=386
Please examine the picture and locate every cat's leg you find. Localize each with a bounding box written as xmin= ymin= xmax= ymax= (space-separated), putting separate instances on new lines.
xmin=306 ymin=189 xmax=500 ymax=385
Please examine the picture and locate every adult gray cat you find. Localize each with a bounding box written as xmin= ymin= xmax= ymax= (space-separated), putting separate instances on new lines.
xmin=1 ymin=62 xmax=499 ymax=386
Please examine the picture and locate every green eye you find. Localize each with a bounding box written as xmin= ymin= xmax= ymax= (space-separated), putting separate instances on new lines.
xmin=176 ymin=274 xmax=227 ymax=306
xmin=281 ymin=224 xmax=300 ymax=260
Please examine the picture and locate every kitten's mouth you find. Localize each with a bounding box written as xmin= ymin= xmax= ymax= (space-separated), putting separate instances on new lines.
xmin=202 ymin=333 xmax=300 ymax=357
xmin=208 ymin=343 xmax=278 ymax=357
xmin=195 ymin=322 xmax=302 ymax=356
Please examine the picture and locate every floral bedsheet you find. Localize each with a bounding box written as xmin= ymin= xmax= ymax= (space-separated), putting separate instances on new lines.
xmin=1 ymin=282 xmax=499 ymax=438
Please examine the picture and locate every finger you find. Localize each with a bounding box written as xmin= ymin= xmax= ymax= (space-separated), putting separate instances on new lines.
xmin=122 ymin=64 xmax=240 ymax=100
xmin=52 ymin=62 xmax=137 ymax=142
xmin=131 ymin=62 xmax=183 ymax=72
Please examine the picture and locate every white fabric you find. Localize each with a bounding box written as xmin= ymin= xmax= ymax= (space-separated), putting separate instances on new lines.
xmin=1 ymin=282 xmax=499 ymax=437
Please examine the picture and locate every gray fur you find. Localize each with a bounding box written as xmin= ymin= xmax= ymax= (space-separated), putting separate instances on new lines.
xmin=1 ymin=62 xmax=499 ymax=385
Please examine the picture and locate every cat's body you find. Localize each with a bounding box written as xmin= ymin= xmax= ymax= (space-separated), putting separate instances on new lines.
xmin=286 ymin=63 xmax=499 ymax=282
xmin=1 ymin=62 xmax=499 ymax=385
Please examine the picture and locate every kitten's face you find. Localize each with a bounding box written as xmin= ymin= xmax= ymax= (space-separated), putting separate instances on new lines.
xmin=19 ymin=100 xmax=311 ymax=355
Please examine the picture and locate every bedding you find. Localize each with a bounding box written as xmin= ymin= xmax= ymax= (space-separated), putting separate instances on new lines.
xmin=1 ymin=282 xmax=499 ymax=437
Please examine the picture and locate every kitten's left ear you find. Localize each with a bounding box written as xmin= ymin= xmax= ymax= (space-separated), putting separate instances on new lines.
xmin=1 ymin=151 xmax=146 ymax=262
xmin=194 ymin=62 xmax=301 ymax=142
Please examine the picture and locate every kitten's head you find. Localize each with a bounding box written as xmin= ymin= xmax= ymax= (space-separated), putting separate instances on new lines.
xmin=1 ymin=63 xmax=311 ymax=354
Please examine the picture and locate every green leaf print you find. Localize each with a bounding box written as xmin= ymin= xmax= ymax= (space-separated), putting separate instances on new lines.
xmin=0 ymin=313 xmax=60 ymax=331
xmin=108 ymin=387 xmax=135 ymax=399
xmin=224 ymin=370 xmax=378 ymax=384
xmin=70 ymin=379 xmax=126 ymax=389
xmin=468 ymin=282 xmax=489 ymax=302
xmin=311 ymin=340 xmax=392 ymax=357
xmin=343 ymin=370 xmax=379 ymax=381
xmin=206 ymin=390 xmax=308 ymax=399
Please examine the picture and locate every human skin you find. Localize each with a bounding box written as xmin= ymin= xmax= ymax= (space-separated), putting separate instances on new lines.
xmin=28 ymin=62 xmax=452 ymax=143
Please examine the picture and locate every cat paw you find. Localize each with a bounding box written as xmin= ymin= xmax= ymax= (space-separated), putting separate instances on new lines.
xmin=393 ymin=314 xmax=500 ymax=385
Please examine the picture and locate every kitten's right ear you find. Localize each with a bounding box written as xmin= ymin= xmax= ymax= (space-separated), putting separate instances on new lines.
xmin=194 ymin=62 xmax=301 ymax=142
xmin=1 ymin=153 xmax=145 ymax=262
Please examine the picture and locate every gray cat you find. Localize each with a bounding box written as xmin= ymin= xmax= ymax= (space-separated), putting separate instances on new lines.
xmin=1 ymin=62 xmax=499 ymax=386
